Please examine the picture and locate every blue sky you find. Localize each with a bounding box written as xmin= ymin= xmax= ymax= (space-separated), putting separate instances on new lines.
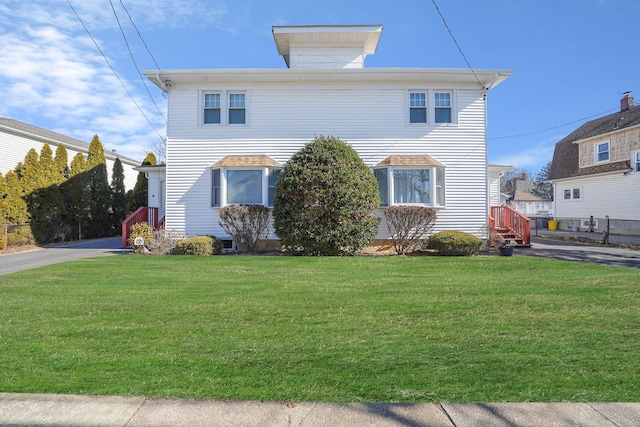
xmin=1 ymin=0 xmax=639 ymax=175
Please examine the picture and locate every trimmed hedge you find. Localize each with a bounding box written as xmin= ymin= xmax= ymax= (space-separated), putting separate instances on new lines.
xmin=174 ymin=236 xmax=222 ymax=256
xmin=427 ymin=230 xmax=482 ymax=256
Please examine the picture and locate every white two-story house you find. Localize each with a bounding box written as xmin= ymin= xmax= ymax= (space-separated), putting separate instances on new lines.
xmin=139 ymin=25 xmax=513 ymax=248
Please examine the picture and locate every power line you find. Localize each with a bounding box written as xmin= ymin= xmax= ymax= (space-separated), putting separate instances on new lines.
xmin=489 ymin=108 xmax=618 ymax=140
xmin=430 ymin=0 xmax=484 ymax=90
xmin=118 ymin=0 xmax=164 ymax=76
xmin=66 ymin=0 xmax=164 ymax=140
xmin=108 ymin=0 xmax=167 ymax=124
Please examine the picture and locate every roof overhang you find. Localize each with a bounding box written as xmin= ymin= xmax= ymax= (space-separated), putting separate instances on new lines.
xmin=211 ymin=155 xmax=282 ymax=168
xmin=145 ymin=68 xmax=512 ymax=91
xmin=134 ymin=165 xmax=166 ymax=173
xmin=374 ymin=155 xmax=445 ymax=168
xmin=272 ymin=25 xmax=383 ymax=67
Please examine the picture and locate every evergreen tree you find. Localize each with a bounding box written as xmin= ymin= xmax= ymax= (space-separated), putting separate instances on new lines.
xmin=70 ymin=152 xmax=87 ymax=176
xmin=533 ymin=162 xmax=553 ymax=200
xmin=86 ymin=135 xmax=112 ymax=237
xmin=39 ymin=144 xmax=57 ymax=185
xmin=2 ymin=171 xmax=29 ymax=224
xmin=110 ymin=158 xmax=127 ymax=232
xmin=17 ymin=148 xmax=44 ymax=195
xmin=127 ymin=152 xmax=156 ymax=213
xmin=54 ymin=145 xmax=69 ymax=181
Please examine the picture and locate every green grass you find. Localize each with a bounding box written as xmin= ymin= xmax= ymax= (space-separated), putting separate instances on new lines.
xmin=1 ymin=255 xmax=639 ymax=402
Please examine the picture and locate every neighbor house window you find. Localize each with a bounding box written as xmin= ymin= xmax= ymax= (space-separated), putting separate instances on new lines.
xmin=204 ymin=93 xmax=221 ymax=124
xmin=374 ymin=166 xmax=445 ymax=207
xmin=633 ymin=151 xmax=640 ymax=172
xmin=434 ymin=92 xmax=452 ymax=123
xmin=563 ymin=187 xmax=581 ymax=200
xmin=228 ymin=93 xmax=246 ymax=124
xmin=596 ymin=141 xmax=610 ymax=163
xmin=409 ymin=92 xmax=427 ymax=124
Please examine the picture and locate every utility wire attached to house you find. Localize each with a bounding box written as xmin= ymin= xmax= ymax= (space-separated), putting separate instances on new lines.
xmin=430 ymin=0 xmax=484 ymax=90
xmin=66 ymin=0 xmax=165 ymax=141
xmin=108 ymin=0 xmax=167 ymax=124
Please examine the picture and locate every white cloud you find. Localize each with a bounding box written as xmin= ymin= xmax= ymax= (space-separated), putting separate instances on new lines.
xmin=490 ymin=136 xmax=559 ymax=172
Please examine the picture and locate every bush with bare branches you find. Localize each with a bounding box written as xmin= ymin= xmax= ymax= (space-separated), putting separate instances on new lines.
xmin=384 ymin=206 xmax=437 ymax=255
xmin=219 ymin=204 xmax=270 ymax=253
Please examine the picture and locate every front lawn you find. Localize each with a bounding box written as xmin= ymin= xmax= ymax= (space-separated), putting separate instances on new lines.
xmin=0 ymin=255 xmax=639 ymax=402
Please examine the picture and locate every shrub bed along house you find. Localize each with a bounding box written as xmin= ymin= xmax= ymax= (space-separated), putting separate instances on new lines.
xmin=174 ymin=236 xmax=222 ymax=255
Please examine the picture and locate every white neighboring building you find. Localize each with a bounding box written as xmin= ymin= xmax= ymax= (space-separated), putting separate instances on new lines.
xmin=143 ymin=25 xmax=512 ymax=244
xmin=0 ymin=117 xmax=141 ymax=190
xmin=548 ymin=93 xmax=640 ymax=234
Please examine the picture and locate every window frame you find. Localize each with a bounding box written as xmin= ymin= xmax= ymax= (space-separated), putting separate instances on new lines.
xmin=211 ymin=166 xmax=282 ymax=208
xmin=562 ymin=187 xmax=581 ymax=201
xmin=203 ymin=92 xmax=221 ymax=125
xmin=434 ymin=91 xmax=452 ymax=124
xmin=633 ymin=151 xmax=640 ymax=173
xmin=373 ymin=165 xmax=446 ymax=208
xmin=228 ymin=92 xmax=246 ymax=125
xmin=408 ymin=92 xmax=427 ymax=124
xmin=201 ymin=90 xmax=250 ymax=127
xmin=595 ymin=140 xmax=610 ymax=163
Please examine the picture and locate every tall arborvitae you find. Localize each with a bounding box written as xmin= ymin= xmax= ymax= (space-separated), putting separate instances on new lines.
xmin=61 ymin=153 xmax=89 ymax=239
xmin=127 ymin=152 xmax=156 ymax=213
xmin=2 ymin=171 xmax=29 ymax=224
xmin=27 ymin=144 xmax=65 ymax=243
xmin=17 ymin=148 xmax=43 ymax=195
xmin=54 ymin=145 xmax=69 ymax=182
xmin=86 ymin=135 xmax=112 ymax=237
xmin=110 ymin=158 xmax=127 ymax=232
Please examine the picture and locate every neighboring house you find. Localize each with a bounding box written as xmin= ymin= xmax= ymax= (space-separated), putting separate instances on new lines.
xmin=488 ymin=164 xmax=515 ymax=206
xmin=548 ymin=92 xmax=640 ymax=233
xmin=0 ymin=117 xmax=140 ymax=190
xmin=508 ymin=179 xmax=552 ymax=217
xmin=141 ymin=25 xmax=513 ymax=247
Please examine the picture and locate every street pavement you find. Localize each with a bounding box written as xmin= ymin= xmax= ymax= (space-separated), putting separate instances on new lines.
xmin=1 ymin=234 xmax=639 ymax=426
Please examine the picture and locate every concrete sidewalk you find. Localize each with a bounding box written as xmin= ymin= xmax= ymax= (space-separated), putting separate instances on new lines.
xmin=1 ymin=393 xmax=639 ymax=427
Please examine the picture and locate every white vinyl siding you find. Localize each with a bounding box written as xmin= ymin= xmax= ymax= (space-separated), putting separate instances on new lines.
xmin=553 ymin=173 xmax=640 ymax=221
xmin=164 ymin=86 xmax=488 ymax=239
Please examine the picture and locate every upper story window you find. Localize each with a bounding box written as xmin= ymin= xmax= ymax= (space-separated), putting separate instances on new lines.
xmin=595 ymin=141 xmax=610 ymax=163
xmin=409 ymin=92 xmax=427 ymax=124
xmin=434 ymin=92 xmax=452 ymax=123
xmin=373 ymin=155 xmax=446 ymax=208
xmin=633 ymin=151 xmax=640 ymax=172
xmin=204 ymin=93 xmax=221 ymax=124
xmin=210 ymin=156 xmax=282 ymax=208
xmin=228 ymin=93 xmax=246 ymax=124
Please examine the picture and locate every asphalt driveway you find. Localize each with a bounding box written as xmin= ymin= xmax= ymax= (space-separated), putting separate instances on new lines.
xmin=518 ymin=237 xmax=640 ymax=270
xmin=0 ymin=237 xmax=127 ymax=276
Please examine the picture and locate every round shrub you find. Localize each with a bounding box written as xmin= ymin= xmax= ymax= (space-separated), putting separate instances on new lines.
xmin=175 ymin=235 xmax=221 ymax=255
xmin=273 ymin=135 xmax=380 ymax=255
xmin=427 ymin=230 xmax=482 ymax=256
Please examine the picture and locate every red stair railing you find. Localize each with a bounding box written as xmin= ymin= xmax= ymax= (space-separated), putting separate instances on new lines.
xmin=490 ymin=205 xmax=531 ymax=246
xmin=121 ymin=206 xmax=160 ymax=247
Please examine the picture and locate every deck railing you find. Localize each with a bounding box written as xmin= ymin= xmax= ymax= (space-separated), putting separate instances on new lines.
xmin=490 ymin=205 xmax=531 ymax=246
xmin=121 ymin=207 xmax=160 ymax=247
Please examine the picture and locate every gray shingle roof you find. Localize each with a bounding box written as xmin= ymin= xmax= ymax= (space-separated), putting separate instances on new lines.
xmin=0 ymin=117 xmax=141 ymax=166
xmin=548 ymin=105 xmax=640 ymax=180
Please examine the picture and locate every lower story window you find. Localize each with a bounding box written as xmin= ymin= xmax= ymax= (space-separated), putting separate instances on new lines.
xmin=374 ymin=166 xmax=445 ymax=207
xmin=227 ymin=169 xmax=262 ymax=204
xmin=211 ymin=164 xmax=282 ymax=207
xmin=563 ymin=187 xmax=581 ymax=200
